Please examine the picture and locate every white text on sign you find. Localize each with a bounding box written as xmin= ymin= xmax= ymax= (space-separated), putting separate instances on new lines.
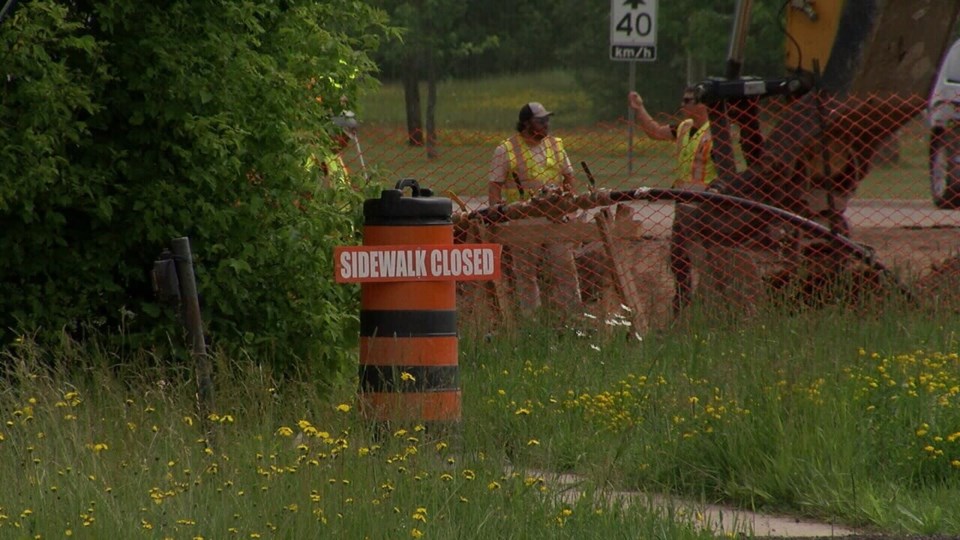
xmin=334 ymin=244 xmax=502 ymax=283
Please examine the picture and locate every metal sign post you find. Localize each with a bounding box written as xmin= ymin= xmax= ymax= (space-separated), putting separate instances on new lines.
xmin=610 ymin=0 xmax=658 ymax=176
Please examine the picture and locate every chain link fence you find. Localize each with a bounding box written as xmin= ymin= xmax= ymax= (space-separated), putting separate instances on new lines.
xmin=342 ymin=91 xmax=960 ymax=334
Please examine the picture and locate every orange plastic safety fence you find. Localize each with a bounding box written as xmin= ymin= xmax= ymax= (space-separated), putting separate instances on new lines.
xmin=342 ymin=92 xmax=960 ymax=333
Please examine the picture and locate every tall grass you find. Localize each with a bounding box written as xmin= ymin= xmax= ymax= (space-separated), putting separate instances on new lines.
xmin=361 ymin=70 xmax=594 ymax=130
xmin=3 ymin=302 xmax=960 ymax=537
xmin=464 ymin=302 xmax=960 ymax=534
xmin=0 ymin=334 xmax=712 ymax=538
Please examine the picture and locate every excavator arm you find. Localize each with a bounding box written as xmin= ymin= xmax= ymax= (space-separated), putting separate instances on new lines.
xmin=668 ymin=0 xmax=960 ymax=314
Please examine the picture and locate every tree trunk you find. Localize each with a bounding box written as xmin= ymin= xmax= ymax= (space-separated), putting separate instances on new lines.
xmin=425 ymin=51 xmax=438 ymax=160
xmin=402 ymin=66 xmax=423 ymax=146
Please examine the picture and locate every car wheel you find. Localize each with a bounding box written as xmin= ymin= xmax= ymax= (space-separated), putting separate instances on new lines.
xmin=930 ymin=127 xmax=960 ymax=209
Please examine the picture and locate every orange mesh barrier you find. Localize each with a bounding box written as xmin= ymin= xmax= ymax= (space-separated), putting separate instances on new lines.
xmin=341 ymin=92 xmax=960 ymax=333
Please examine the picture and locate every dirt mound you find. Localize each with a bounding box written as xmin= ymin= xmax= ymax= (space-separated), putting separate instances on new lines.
xmin=915 ymin=255 xmax=960 ymax=310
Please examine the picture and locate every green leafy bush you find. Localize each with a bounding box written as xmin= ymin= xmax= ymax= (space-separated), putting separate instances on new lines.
xmin=0 ymin=1 xmax=392 ymax=378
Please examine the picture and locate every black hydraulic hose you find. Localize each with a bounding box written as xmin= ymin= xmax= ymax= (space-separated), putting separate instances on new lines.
xmin=467 ymin=187 xmax=915 ymax=303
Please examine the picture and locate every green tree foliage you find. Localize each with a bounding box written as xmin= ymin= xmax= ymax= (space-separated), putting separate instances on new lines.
xmin=456 ymin=0 xmax=580 ymax=76
xmin=371 ymin=0 xmax=497 ymax=150
xmin=1 ymin=1 xmax=393 ymax=378
xmin=374 ymin=0 xmax=786 ymax=121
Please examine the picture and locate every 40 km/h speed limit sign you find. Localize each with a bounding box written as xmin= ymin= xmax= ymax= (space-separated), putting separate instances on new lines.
xmin=610 ymin=0 xmax=657 ymax=61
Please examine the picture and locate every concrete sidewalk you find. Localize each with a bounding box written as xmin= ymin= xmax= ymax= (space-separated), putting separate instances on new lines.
xmin=520 ymin=468 xmax=859 ymax=538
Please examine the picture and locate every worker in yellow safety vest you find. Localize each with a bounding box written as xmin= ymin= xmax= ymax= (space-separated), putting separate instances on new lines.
xmin=629 ymin=88 xmax=717 ymax=189
xmin=488 ymin=102 xmax=581 ymax=316
xmin=306 ymin=110 xmax=356 ymax=188
xmin=629 ymin=88 xmax=721 ymax=315
xmin=489 ymin=102 xmax=577 ymax=204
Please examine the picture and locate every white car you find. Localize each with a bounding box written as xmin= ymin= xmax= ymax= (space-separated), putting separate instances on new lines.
xmin=928 ymin=38 xmax=960 ymax=209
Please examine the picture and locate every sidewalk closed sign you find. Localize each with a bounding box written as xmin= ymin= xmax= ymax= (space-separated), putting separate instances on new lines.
xmin=335 ymin=244 xmax=502 ymax=283
xmin=610 ymin=0 xmax=657 ymax=61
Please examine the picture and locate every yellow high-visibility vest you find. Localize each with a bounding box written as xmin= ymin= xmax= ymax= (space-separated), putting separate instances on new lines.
xmin=305 ymin=153 xmax=349 ymax=186
xmin=675 ymin=119 xmax=717 ymax=188
xmin=500 ymin=136 xmax=566 ymax=203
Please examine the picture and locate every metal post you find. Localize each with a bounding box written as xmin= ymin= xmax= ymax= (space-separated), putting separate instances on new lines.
xmin=627 ymin=61 xmax=637 ymax=175
xmin=726 ymin=0 xmax=753 ymax=80
xmin=170 ymin=237 xmax=214 ymax=420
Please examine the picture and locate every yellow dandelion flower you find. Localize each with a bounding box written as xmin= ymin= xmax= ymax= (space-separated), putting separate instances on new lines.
xmin=435 ymin=441 xmax=448 ymax=451
xmin=400 ymin=371 xmax=416 ymax=382
xmin=276 ymin=426 xmax=294 ymax=437
xmin=527 ymin=439 xmax=540 ymax=446
xmin=411 ymin=529 xmax=423 ymax=538
xmin=951 ymin=460 xmax=960 ymax=468
xmin=514 ymin=408 xmax=531 ymax=415
xmin=297 ymin=420 xmax=312 ymax=430
xmin=487 ymin=481 xmax=501 ymax=491
xmin=440 ymin=473 xmax=453 ymax=481
xmin=183 ymin=416 xmax=194 ymax=426
xmin=88 ymin=443 xmax=108 ymax=453
xmin=462 ymin=470 xmax=476 ymax=480
xmin=336 ymin=403 xmax=351 ymax=413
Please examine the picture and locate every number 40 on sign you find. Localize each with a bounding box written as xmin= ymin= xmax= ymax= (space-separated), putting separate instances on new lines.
xmin=610 ymin=0 xmax=658 ymax=61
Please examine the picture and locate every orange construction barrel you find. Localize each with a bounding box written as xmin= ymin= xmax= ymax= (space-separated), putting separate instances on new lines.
xmin=358 ymin=179 xmax=459 ymax=425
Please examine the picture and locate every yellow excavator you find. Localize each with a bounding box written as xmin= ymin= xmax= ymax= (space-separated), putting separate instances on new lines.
xmin=667 ymin=0 xmax=960 ymax=313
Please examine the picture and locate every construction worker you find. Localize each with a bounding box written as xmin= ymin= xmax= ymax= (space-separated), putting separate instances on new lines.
xmin=307 ymin=110 xmax=357 ymax=187
xmin=629 ymin=89 xmax=720 ymax=314
xmin=488 ymin=102 xmax=581 ymax=316
xmin=629 ymin=88 xmax=717 ymax=189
